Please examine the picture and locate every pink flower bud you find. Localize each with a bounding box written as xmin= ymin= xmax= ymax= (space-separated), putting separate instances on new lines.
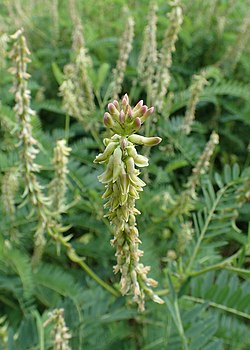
xmin=133 ymin=100 xmax=143 ymax=112
xmin=133 ymin=117 xmax=141 ymax=130
xmin=126 ymin=106 xmax=133 ymax=120
xmin=122 ymin=93 xmax=129 ymax=107
xmin=128 ymin=106 xmax=133 ymax=116
xmin=119 ymin=110 xmax=125 ymax=124
xmin=133 ymin=105 xmax=148 ymax=119
xmin=120 ymin=137 xmax=128 ymax=150
xmin=103 ymin=112 xmax=113 ymax=128
xmin=108 ymin=103 xmax=117 ymax=115
xmin=140 ymin=106 xmax=154 ymax=123
xmin=113 ymin=100 xmax=120 ymax=110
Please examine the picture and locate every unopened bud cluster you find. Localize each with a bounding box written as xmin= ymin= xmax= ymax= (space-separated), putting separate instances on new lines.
xmin=95 ymin=94 xmax=164 ymax=311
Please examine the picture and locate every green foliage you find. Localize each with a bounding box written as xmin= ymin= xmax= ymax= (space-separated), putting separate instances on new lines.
xmin=1 ymin=0 xmax=250 ymax=349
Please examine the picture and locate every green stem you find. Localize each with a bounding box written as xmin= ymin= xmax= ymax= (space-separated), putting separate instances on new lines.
xmin=33 ymin=310 xmax=45 ymax=350
xmin=188 ymin=262 xmax=228 ymax=277
xmin=157 ymin=288 xmax=169 ymax=297
xmin=186 ymin=185 xmax=228 ymax=272
xmin=90 ymin=126 xmax=103 ymax=150
xmin=77 ymin=259 xmax=120 ymax=297
xmin=49 ymin=228 xmax=119 ymax=298
xmin=158 ymin=258 xmax=249 ymax=297
xmin=184 ymin=295 xmax=250 ymax=321
xmin=224 ymin=265 xmax=250 ymax=277
xmin=165 ymin=131 xmax=194 ymax=165
xmin=173 ymin=298 xmax=189 ymax=350
xmin=188 ymin=248 xmax=248 ymax=278
xmin=95 ymin=90 xmax=104 ymax=110
xmin=0 ymin=295 xmax=18 ymax=309
xmin=64 ymin=113 xmax=70 ymax=141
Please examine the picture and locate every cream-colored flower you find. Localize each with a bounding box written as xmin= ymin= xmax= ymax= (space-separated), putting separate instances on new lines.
xmin=95 ymin=94 xmax=164 ymax=311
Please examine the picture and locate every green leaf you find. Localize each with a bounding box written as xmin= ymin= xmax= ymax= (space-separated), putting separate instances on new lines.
xmin=51 ymin=62 xmax=64 ymax=85
xmin=96 ymin=63 xmax=110 ymax=90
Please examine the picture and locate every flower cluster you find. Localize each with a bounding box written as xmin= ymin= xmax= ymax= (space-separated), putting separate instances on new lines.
xmin=166 ymin=131 xmax=219 ymax=218
xmin=9 ymin=29 xmax=73 ymax=264
xmin=177 ymin=221 xmax=193 ymax=256
xmin=94 ymin=94 xmax=164 ymax=311
xmin=220 ymin=9 xmax=250 ymax=72
xmin=182 ymin=72 xmax=208 ymax=135
xmin=51 ymin=0 xmax=59 ymax=42
xmin=59 ymin=47 xmax=94 ymax=129
xmin=186 ymin=131 xmax=219 ymax=199
xmin=1 ymin=168 xmax=19 ymax=239
xmin=69 ymin=0 xmax=85 ymax=52
xmin=110 ymin=14 xmax=134 ymax=99
xmin=9 ymin=29 xmax=50 ymax=262
xmin=49 ymin=140 xmax=71 ymax=216
xmin=0 ymin=33 xmax=9 ymax=69
xmin=153 ymin=0 xmax=183 ymax=112
xmin=44 ymin=309 xmax=72 ymax=350
xmin=138 ymin=1 xmax=158 ymax=89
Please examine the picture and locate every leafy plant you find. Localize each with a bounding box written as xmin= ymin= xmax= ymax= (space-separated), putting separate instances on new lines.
xmin=1 ymin=0 xmax=250 ymax=349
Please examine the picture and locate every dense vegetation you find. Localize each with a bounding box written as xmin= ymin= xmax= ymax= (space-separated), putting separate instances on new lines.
xmin=0 ymin=0 xmax=250 ymax=349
